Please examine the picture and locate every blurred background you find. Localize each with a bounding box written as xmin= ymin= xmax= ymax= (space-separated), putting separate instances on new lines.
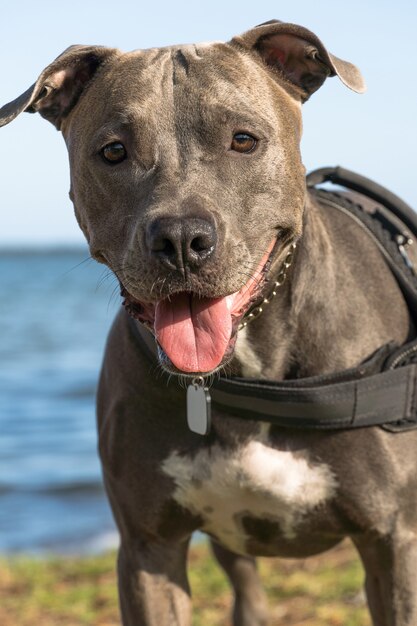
xmin=1 ymin=0 xmax=416 ymax=555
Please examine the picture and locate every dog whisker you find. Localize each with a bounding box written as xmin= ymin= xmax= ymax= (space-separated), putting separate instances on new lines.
xmin=60 ymin=255 xmax=94 ymax=278
xmin=105 ymin=284 xmax=120 ymax=312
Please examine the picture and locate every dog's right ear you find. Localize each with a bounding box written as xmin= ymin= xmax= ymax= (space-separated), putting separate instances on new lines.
xmin=0 ymin=45 xmax=119 ymax=130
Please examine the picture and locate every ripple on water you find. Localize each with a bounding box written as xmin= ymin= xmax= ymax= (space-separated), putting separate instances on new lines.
xmin=0 ymin=249 xmax=119 ymax=553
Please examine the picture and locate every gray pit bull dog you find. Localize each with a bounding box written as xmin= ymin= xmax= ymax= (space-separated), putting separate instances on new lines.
xmin=2 ymin=19 xmax=416 ymax=626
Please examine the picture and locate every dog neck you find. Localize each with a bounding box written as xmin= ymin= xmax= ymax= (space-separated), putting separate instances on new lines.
xmin=233 ymin=191 xmax=410 ymax=381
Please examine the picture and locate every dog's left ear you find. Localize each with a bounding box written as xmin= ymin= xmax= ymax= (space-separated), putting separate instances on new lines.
xmin=231 ymin=20 xmax=366 ymax=101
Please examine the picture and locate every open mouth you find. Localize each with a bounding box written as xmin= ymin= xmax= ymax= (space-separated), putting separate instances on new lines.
xmin=122 ymin=238 xmax=278 ymax=374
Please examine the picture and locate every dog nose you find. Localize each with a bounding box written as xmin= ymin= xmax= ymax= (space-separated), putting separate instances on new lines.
xmin=146 ymin=216 xmax=217 ymax=270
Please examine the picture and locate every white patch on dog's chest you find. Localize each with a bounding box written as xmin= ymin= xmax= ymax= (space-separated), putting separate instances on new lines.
xmin=161 ymin=426 xmax=337 ymax=553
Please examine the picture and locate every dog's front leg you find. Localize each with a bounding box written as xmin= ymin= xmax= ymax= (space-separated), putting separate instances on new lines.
xmin=354 ymin=532 xmax=417 ymax=626
xmin=210 ymin=539 xmax=269 ymax=626
xmin=117 ymin=538 xmax=191 ymax=626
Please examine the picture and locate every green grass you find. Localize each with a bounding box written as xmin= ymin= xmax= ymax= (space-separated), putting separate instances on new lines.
xmin=0 ymin=540 xmax=370 ymax=625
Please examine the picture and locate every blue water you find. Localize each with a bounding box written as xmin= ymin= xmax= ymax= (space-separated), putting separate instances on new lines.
xmin=0 ymin=249 xmax=120 ymax=554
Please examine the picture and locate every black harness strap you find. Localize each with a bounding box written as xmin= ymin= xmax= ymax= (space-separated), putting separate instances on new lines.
xmin=307 ymin=166 xmax=417 ymax=235
xmin=130 ymin=166 xmax=417 ymax=432
xmin=211 ymin=365 xmax=417 ymax=430
xmin=133 ymin=319 xmax=417 ymax=432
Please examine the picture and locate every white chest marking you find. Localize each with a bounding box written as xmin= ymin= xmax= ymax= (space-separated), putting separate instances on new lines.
xmin=162 ymin=426 xmax=337 ymax=553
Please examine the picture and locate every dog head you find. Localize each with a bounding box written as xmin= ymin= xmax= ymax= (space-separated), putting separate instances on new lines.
xmin=0 ymin=21 xmax=364 ymax=375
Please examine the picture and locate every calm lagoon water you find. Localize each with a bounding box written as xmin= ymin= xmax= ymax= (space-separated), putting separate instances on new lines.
xmin=0 ymin=248 xmax=120 ymax=554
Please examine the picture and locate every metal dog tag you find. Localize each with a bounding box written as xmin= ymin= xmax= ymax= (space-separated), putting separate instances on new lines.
xmin=187 ymin=378 xmax=211 ymax=435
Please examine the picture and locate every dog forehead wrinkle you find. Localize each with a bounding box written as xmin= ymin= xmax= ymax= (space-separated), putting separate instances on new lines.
xmin=161 ymin=427 xmax=337 ymax=551
xmin=173 ymin=49 xmax=190 ymax=74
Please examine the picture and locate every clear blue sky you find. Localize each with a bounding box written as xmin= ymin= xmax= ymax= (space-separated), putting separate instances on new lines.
xmin=1 ymin=0 xmax=416 ymax=245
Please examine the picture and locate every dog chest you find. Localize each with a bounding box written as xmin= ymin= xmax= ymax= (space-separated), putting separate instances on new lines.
xmin=161 ymin=427 xmax=337 ymax=554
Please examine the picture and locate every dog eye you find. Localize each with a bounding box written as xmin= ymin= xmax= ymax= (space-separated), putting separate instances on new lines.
xmin=231 ymin=132 xmax=257 ymax=154
xmin=101 ymin=142 xmax=127 ymax=164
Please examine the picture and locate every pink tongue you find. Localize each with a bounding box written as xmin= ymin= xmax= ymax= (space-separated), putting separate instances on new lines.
xmin=155 ymin=293 xmax=232 ymax=373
